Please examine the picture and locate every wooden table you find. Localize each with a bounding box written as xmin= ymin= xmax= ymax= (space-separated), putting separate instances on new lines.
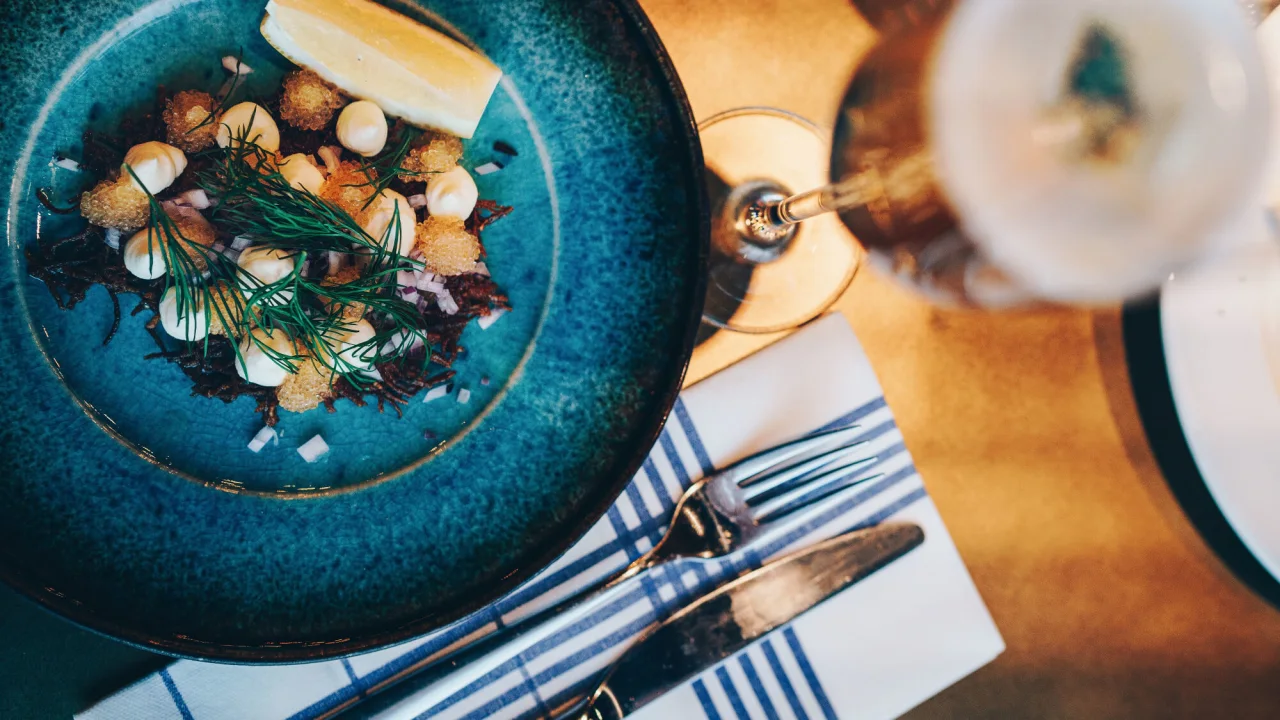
xmin=646 ymin=0 xmax=1280 ymax=716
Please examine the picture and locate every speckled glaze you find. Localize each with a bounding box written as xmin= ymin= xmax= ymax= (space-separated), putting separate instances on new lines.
xmin=0 ymin=0 xmax=707 ymax=661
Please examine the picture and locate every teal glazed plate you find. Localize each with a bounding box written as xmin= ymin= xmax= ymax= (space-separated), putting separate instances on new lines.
xmin=0 ymin=0 xmax=706 ymax=661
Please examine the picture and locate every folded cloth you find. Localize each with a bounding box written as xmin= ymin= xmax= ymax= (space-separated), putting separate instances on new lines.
xmin=78 ymin=314 xmax=1003 ymax=720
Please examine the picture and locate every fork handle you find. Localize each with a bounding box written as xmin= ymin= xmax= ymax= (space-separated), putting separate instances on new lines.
xmin=338 ymin=554 xmax=664 ymax=719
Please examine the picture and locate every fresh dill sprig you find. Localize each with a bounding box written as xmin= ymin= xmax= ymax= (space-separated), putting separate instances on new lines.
xmin=175 ymin=125 xmax=434 ymax=387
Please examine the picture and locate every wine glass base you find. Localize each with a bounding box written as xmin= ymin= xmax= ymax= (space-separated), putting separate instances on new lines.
xmin=699 ymin=107 xmax=860 ymax=334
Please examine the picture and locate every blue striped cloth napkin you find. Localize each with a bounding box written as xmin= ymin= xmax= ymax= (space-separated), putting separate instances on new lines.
xmin=78 ymin=314 xmax=1003 ymax=720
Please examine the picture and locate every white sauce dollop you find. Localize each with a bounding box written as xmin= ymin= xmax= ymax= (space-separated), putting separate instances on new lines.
xmin=361 ymin=190 xmax=417 ymax=256
xmin=279 ymin=153 xmax=325 ymax=194
xmin=158 ymin=286 xmax=209 ymax=341
xmin=328 ymin=319 xmax=378 ymax=370
xmin=237 ymin=246 xmax=297 ymax=304
xmin=217 ymin=102 xmax=281 ymax=153
xmin=336 ymin=101 xmax=388 ymax=157
xmin=123 ymin=228 xmax=167 ymax=279
xmin=236 ymin=327 xmax=296 ymax=387
xmin=425 ymin=165 xmax=478 ymax=220
xmin=123 ymin=141 xmax=187 ymax=194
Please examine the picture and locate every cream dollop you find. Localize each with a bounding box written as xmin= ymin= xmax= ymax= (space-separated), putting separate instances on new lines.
xmin=236 ymin=327 xmax=296 ymax=387
xmin=361 ymin=190 xmax=416 ymax=256
xmin=123 ymin=142 xmax=188 ymax=194
xmin=425 ymin=165 xmax=478 ymax=220
xmin=216 ymin=102 xmax=281 ymax=153
xmin=278 ymin=154 xmax=325 ymax=194
xmin=237 ymin=246 xmax=297 ymax=304
xmin=327 ymin=319 xmax=378 ymax=370
xmin=336 ymin=101 xmax=388 ymax=157
xmin=158 ymin=287 xmax=209 ymax=341
xmin=122 ymin=228 xmax=168 ymax=279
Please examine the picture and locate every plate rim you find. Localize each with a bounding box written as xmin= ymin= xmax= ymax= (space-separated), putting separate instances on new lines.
xmin=1122 ymin=296 xmax=1280 ymax=611
xmin=0 ymin=0 xmax=709 ymax=663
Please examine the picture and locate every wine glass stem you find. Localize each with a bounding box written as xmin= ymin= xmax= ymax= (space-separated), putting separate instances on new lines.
xmin=767 ymin=174 xmax=873 ymax=229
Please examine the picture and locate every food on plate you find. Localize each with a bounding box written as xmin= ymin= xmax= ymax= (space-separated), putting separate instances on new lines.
xmin=26 ymin=0 xmax=514 ymax=434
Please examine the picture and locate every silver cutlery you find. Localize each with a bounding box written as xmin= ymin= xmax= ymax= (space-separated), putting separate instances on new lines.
xmin=562 ymin=523 xmax=926 ymax=719
xmin=337 ymin=424 xmax=883 ymax=718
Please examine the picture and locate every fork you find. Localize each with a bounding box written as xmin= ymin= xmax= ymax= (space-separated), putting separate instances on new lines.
xmin=338 ymin=424 xmax=882 ymax=719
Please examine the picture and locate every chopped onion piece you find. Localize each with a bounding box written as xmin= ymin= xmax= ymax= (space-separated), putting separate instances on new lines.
xmin=478 ymin=308 xmax=507 ymax=330
xmin=318 ymin=146 xmax=342 ymax=175
xmin=231 ymin=235 xmax=254 ymax=251
xmin=297 ymin=435 xmax=330 ymax=463
xmin=406 ymin=193 xmax=428 ymax=209
xmin=397 ymin=269 xmax=416 ymax=288
xmin=104 ymin=228 xmax=122 ymax=251
xmin=52 ymin=156 xmax=81 ymax=172
xmin=436 ymin=290 xmax=459 ymax=315
xmin=326 ymin=251 xmax=345 ymax=276
xmin=363 ymin=367 xmax=384 ymax=382
xmin=415 ymin=272 xmax=438 ymax=291
xmin=247 ymin=425 xmax=278 ymax=453
xmin=180 ymin=188 xmax=212 ymax=210
xmin=457 ymin=388 xmax=472 ymax=404
xmin=423 ymin=385 xmax=450 ymax=403
xmin=222 ymin=56 xmax=253 ymax=75
xmin=400 ymin=289 xmax=420 ymax=304
xmin=423 ymin=280 xmax=446 ymax=294
xmin=473 ymin=262 xmax=490 ymax=277
xmin=474 ymin=162 xmax=503 ymax=176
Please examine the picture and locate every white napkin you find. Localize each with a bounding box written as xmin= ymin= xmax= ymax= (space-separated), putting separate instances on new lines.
xmin=78 ymin=314 xmax=1003 ymax=720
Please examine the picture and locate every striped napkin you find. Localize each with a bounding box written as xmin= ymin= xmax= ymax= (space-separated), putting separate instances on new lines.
xmin=79 ymin=314 xmax=1003 ymax=720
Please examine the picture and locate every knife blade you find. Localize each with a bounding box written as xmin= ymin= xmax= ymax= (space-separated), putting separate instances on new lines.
xmin=571 ymin=523 xmax=925 ymax=720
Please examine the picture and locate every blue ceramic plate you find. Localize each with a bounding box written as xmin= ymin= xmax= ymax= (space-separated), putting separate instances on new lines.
xmin=0 ymin=0 xmax=705 ymax=661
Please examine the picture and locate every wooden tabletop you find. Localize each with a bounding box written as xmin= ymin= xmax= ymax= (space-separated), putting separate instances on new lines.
xmin=642 ymin=0 xmax=1280 ymax=716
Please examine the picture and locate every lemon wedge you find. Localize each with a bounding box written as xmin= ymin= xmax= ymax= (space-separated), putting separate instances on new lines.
xmin=261 ymin=0 xmax=502 ymax=138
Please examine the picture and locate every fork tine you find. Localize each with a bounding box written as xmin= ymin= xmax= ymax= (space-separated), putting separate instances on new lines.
xmin=739 ymin=440 xmax=873 ymax=500
xmin=752 ymin=463 xmax=886 ymax=525
xmin=719 ymin=424 xmax=863 ymax=485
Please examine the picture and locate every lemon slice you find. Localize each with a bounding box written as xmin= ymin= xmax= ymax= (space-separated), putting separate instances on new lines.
xmin=261 ymin=0 xmax=502 ymax=138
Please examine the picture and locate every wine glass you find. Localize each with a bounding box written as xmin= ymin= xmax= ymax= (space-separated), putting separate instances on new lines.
xmin=702 ymin=0 xmax=1272 ymax=328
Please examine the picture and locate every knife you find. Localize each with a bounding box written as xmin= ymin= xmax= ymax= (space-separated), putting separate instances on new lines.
xmin=564 ymin=522 xmax=926 ymax=720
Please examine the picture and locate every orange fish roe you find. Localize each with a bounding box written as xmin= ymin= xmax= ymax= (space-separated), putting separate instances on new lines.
xmin=277 ymin=356 xmax=334 ymax=413
xmin=80 ymin=176 xmax=150 ymax=231
xmin=415 ymin=216 xmax=480 ymax=276
xmin=320 ymin=161 xmax=377 ymax=218
xmin=205 ymin=281 xmax=243 ymax=336
xmin=320 ymin=265 xmax=369 ymax=321
xmin=162 ymin=90 xmax=218 ymax=153
xmin=279 ymin=69 xmax=347 ymax=131
xmin=399 ymin=132 xmax=463 ymax=182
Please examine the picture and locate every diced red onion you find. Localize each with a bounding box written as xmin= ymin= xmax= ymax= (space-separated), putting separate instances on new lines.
xmin=363 ymin=367 xmax=385 ymax=382
xmin=52 ymin=156 xmax=81 ymax=172
xmin=248 ymin=425 xmax=278 ymax=453
xmin=424 ymin=280 xmax=446 ymax=294
xmin=297 ymin=435 xmax=330 ymax=463
xmin=414 ymin=271 xmax=438 ymax=291
xmin=381 ymin=330 xmax=424 ymax=356
xmin=180 ymin=188 xmax=212 ymax=210
xmin=457 ymin=388 xmax=472 ymax=405
xmin=478 ymin=308 xmax=507 ymax=331
xmin=474 ymin=162 xmax=503 ymax=176
xmin=397 ymin=269 xmax=416 ymax=288
xmin=318 ymin=146 xmax=341 ymax=175
xmin=406 ymin=193 xmax=427 ymax=209
xmin=211 ymin=242 xmax=226 ymax=254
xmin=400 ymin=289 xmax=420 ymax=304
xmin=222 ymin=56 xmax=253 ymax=75
xmin=423 ymin=385 xmax=449 ymax=403
xmin=436 ymin=289 xmax=459 ymax=315
xmin=231 ymin=235 xmax=254 ymax=251
xmin=473 ymin=262 xmax=490 ymax=277
xmin=104 ymin=228 xmax=122 ymax=251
